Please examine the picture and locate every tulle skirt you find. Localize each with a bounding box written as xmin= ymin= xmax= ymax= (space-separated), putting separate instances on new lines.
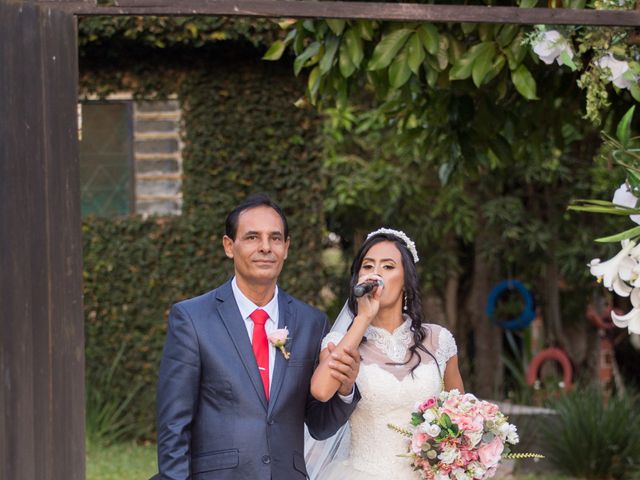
xmin=317 ymin=460 xmax=387 ymax=480
xmin=317 ymin=459 xmax=419 ymax=480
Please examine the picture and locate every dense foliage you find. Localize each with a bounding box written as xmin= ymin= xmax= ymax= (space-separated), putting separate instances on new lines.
xmin=78 ymin=17 xmax=279 ymax=50
xmin=261 ymin=1 xmax=640 ymax=395
xmin=544 ymin=388 xmax=640 ymax=479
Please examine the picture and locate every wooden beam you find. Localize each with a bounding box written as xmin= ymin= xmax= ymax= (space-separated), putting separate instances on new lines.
xmin=60 ymin=0 xmax=640 ymax=26
xmin=0 ymin=1 xmax=85 ymax=479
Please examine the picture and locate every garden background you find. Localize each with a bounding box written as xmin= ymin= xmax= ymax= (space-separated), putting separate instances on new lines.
xmin=78 ymin=8 xmax=640 ymax=479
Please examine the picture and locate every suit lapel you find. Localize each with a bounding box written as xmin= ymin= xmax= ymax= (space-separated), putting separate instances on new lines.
xmin=215 ymin=281 xmax=268 ymax=411
xmin=267 ymin=290 xmax=294 ymax=415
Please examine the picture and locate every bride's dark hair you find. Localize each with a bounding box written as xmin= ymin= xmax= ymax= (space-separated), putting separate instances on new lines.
xmin=347 ymin=232 xmax=440 ymax=376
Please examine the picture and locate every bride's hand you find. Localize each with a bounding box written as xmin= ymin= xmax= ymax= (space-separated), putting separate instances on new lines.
xmin=355 ymin=273 xmax=383 ymax=322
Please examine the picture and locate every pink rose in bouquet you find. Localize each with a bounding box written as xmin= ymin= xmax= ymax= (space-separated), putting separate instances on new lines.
xmin=478 ymin=436 xmax=504 ymax=468
xmin=389 ymin=390 xmax=542 ymax=479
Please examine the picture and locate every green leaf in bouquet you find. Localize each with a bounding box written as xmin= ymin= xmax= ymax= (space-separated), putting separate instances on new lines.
xmin=411 ymin=412 xmax=424 ymax=426
xmin=616 ymin=106 xmax=636 ymax=148
xmin=449 ymin=423 xmax=459 ymax=435
xmin=595 ymin=226 xmax=640 ymax=243
xmin=441 ymin=413 xmax=453 ymax=428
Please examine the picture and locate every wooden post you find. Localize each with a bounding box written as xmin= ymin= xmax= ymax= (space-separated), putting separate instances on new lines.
xmin=0 ymin=1 xmax=85 ymax=479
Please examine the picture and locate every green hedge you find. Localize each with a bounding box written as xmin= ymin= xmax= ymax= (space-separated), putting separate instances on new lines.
xmin=78 ymin=17 xmax=280 ymax=50
xmin=81 ymin=44 xmax=326 ymax=438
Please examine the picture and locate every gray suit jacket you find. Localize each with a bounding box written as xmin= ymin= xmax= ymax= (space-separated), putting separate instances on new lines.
xmin=156 ymin=280 xmax=359 ymax=479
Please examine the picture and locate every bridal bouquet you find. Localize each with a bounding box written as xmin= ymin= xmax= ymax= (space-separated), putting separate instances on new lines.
xmin=389 ymin=390 xmax=541 ymax=480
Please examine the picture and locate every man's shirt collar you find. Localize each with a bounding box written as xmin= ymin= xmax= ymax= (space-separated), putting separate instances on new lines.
xmin=231 ymin=276 xmax=279 ymax=323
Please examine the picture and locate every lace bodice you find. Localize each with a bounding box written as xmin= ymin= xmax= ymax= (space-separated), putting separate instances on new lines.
xmin=321 ymin=318 xmax=457 ymax=375
xmin=363 ymin=319 xmax=413 ymax=362
xmin=320 ymin=320 xmax=458 ymax=478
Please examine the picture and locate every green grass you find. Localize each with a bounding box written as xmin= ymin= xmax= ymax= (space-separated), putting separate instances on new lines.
xmin=86 ymin=440 xmax=157 ymax=480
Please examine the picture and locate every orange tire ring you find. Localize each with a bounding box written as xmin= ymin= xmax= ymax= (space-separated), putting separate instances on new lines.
xmin=526 ymin=347 xmax=573 ymax=390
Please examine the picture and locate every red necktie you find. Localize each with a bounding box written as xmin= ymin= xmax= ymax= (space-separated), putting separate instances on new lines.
xmin=250 ymin=308 xmax=270 ymax=400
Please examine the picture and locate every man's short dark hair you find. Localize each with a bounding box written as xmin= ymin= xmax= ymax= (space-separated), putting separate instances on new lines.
xmin=225 ymin=193 xmax=289 ymax=240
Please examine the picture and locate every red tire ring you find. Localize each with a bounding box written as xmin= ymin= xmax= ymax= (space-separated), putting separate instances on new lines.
xmin=586 ymin=305 xmax=624 ymax=330
xmin=526 ymin=347 xmax=573 ymax=391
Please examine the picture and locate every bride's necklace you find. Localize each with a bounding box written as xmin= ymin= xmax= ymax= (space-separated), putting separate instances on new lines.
xmin=364 ymin=316 xmax=412 ymax=363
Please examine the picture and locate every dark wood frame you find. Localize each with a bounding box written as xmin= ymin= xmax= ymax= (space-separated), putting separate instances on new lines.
xmin=56 ymin=0 xmax=640 ymax=25
xmin=1 ymin=1 xmax=638 ymax=478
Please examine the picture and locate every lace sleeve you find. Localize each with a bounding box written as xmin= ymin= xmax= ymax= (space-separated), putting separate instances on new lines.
xmin=321 ymin=331 xmax=345 ymax=351
xmin=435 ymin=327 xmax=458 ymax=371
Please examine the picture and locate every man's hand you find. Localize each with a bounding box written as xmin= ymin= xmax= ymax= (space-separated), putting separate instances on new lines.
xmin=326 ymin=342 xmax=360 ymax=396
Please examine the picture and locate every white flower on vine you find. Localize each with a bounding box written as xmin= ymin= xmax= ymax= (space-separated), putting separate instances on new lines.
xmin=532 ymin=30 xmax=575 ymax=67
xmin=612 ymin=183 xmax=640 ymax=225
xmin=589 ymin=240 xmax=636 ymax=296
xmin=618 ymin=256 xmax=640 ymax=288
xmin=611 ymin=287 xmax=640 ymax=334
xmin=597 ymin=55 xmax=638 ymax=90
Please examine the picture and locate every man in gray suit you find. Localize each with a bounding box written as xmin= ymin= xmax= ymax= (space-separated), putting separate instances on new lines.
xmin=156 ymin=194 xmax=360 ymax=479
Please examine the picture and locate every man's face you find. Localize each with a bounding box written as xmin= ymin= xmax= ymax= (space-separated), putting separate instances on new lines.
xmin=223 ymin=206 xmax=290 ymax=287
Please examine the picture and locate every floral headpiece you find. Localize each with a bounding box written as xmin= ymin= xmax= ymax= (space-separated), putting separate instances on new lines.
xmin=366 ymin=228 xmax=420 ymax=263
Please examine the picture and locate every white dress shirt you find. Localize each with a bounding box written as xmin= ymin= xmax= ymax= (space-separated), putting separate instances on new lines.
xmin=231 ymin=276 xmax=354 ymax=403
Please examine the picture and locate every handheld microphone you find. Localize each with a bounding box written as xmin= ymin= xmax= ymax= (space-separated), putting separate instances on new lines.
xmin=353 ymin=278 xmax=384 ymax=298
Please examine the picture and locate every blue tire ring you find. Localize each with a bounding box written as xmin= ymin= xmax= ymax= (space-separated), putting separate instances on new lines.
xmin=485 ymin=280 xmax=535 ymax=330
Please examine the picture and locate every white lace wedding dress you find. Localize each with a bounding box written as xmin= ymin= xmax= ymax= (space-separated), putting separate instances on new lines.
xmin=318 ymin=317 xmax=457 ymax=480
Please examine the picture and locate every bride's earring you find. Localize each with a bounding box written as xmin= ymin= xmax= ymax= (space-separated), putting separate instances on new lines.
xmin=403 ymin=293 xmax=408 ymax=312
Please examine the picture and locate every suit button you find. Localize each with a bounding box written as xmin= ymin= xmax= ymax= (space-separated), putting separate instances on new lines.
xmin=262 ymin=455 xmax=271 ymax=464
xmin=267 ymin=419 xmax=275 ymax=425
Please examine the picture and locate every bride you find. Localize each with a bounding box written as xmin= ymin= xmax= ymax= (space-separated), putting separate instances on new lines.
xmin=308 ymin=228 xmax=464 ymax=479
